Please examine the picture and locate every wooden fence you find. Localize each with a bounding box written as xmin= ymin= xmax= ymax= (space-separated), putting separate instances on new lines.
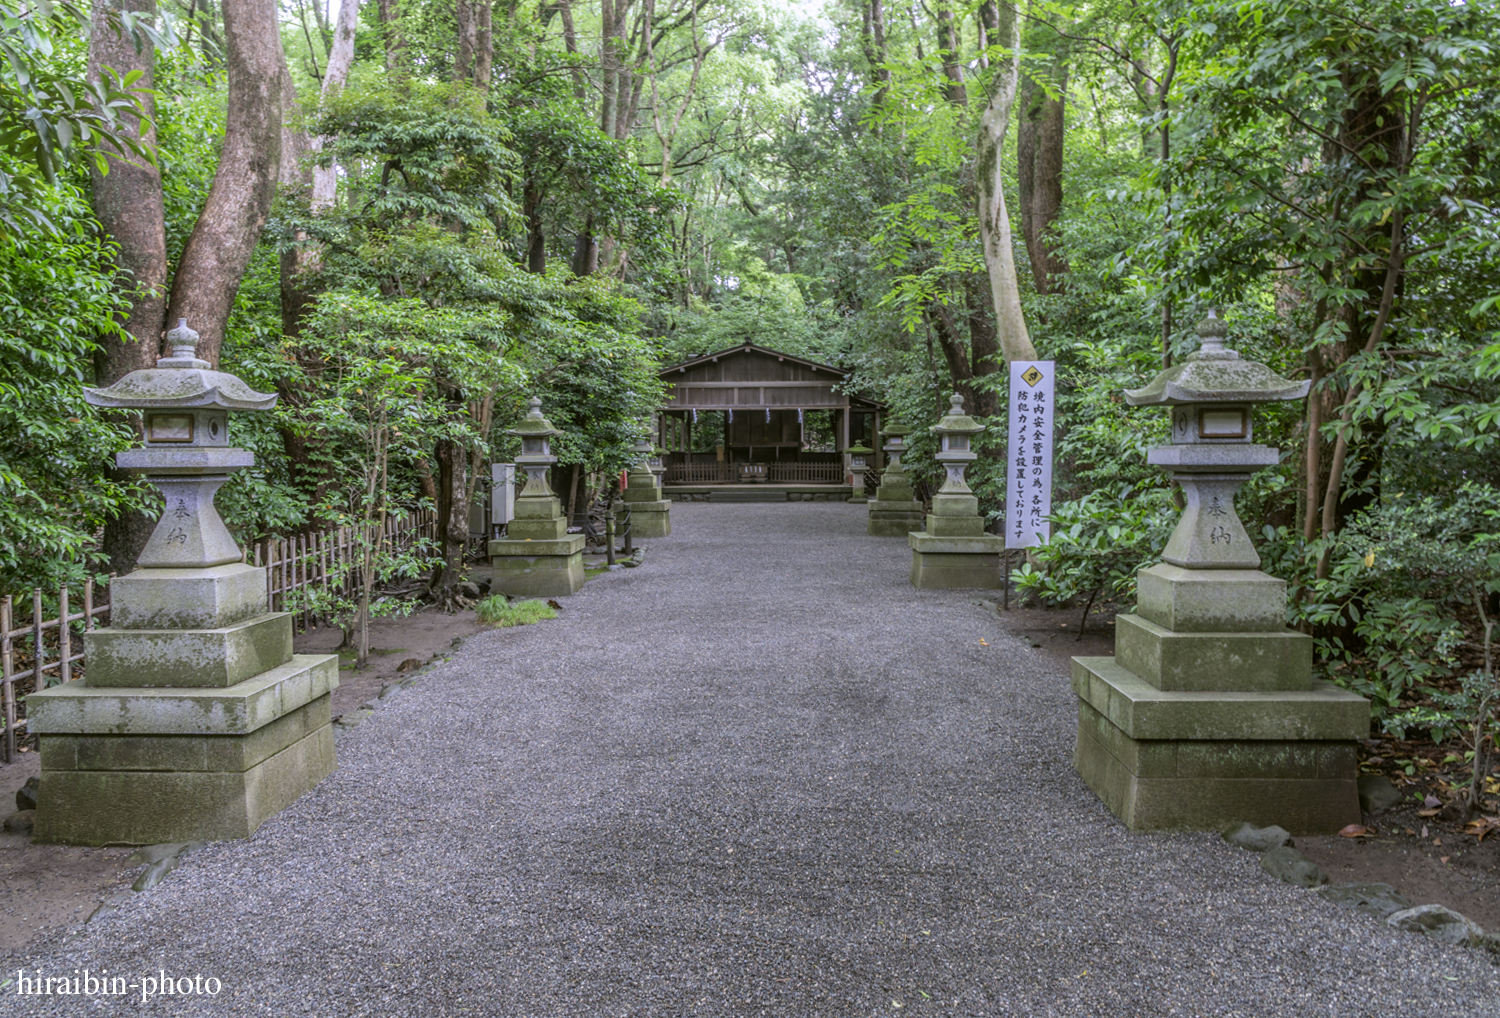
xmin=769 ymin=462 xmax=844 ymax=483
xmin=0 ymin=509 xmax=438 ymax=764
xmin=666 ymin=461 xmax=846 ymax=484
xmin=0 ymin=581 xmax=110 ymax=762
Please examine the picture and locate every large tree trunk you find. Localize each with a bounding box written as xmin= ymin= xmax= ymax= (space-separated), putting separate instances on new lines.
xmin=164 ymin=0 xmax=285 ymax=368
xmin=1017 ymin=48 xmax=1068 ymax=294
xmin=975 ymin=2 xmax=1036 ymax=364
xmin=935 ymin=2 xmax=966 ymax=106
xmin=89 ymin=0 xmax=169 ymax=577
xmin=433 ymin=437 xmax=469 ymax=601
xmin=311 ymin=0 xmax=359 ymax=210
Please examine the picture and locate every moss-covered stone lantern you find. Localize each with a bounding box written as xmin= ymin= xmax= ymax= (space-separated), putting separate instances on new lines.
xmin=845 ymin=442 xmax=874 ymax=504
xmin=28 ymin=320 xmax=339 ymax=845
xmin=1071 ymin=310 xmax=1369 ymax=833
xmin=489 ymin=396 xmax=584 ymax=595
xmin=623 ymin=431 xmax=672 ymax=538
xmin=867 ymin=421 xmax=924 ymax=536
xmin=908 ymin=393 xmax=1004 ymax=588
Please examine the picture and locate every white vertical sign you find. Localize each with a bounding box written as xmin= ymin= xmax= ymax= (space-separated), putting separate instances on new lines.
xmin=1006 ymin=360 xmax=1055 ymax=549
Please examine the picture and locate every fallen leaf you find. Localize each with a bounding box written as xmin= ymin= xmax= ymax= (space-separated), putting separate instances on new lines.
xmin=1417 ymin=808 xmax=1441 ymax=818
xmin=1424 ymin=795 xmax=1442 ymax=809
xmin=1338 ymin=824 xmax=1370 ymax=838
xmin=1433 ymin=838 xmax=1443 ymax=847
xmin=1440 ymin=856 xmax=1450 ymax=864
xmin=547 ymin=599 xmax=562 ymax=609
xmin=979 ymin=638 xmax=989 ymax=646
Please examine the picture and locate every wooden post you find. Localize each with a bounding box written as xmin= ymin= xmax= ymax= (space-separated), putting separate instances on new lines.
xmin=1 ymin=595 xmax=13 ymax=762
xmin=33 ymin=588 xmax=44 ymax=692
xmin=58 ymin=585 xmax=70 ymax=684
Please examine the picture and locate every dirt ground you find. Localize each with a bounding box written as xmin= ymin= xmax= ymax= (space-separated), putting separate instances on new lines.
xmin=2 ymin=586 xmax=1495 ymax=958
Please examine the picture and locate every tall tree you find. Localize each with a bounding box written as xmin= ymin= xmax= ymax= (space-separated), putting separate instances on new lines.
xmin=89 ymin=0 xmax=169 ymax=575
xmin=164 ymin=0 xmax=286 ymax=367
xmin=976 ymin=0 xmax=1036 ymax=364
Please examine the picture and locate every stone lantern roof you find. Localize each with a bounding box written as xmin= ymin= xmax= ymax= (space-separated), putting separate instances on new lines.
xmin=880 ymin=421 xmax=912 ymax=438
xmin=1124 ymin=310 xmax=1309 ymax=407
xmin=847 ymin=442 xmax=875 ymax=456
xmin=930 ymin=392 xmax=985 ymax=436
xmin=83 ymin=320 xmax=277 ymax=412
xmin=506 ymin=396 xmax=561 ymax=437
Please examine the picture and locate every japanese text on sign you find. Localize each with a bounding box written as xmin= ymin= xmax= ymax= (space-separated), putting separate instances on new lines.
xmin=1006 ymin=360 xmax=1055 ymax=549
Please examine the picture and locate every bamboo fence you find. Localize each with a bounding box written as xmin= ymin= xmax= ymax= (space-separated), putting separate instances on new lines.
xmin=0 ymin=509 xmax=438 ymax=763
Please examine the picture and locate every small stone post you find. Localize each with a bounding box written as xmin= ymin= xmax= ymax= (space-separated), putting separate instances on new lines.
xmin=845 ymin=443 xmax=873 ymax=504
xmin=908 ymin=394 xmax=1004 ymax=588
xmin=488 ymin=397 xmax=585 ymax=596
xmin=867 ymin=421 xmax=925 ymax=536
xmin=1072 ymin=311 xmax=1369 ymax=833
xmin=28 ymin=321 xmax=339 ymax=845
xmin=622 ymin=434 xmax=672 ymax=538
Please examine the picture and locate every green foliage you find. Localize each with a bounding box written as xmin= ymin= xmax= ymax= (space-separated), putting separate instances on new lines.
xmin=0 ymin=2 xmax=165 ymax=234
xmin=1010 ymin=486 xmax=1178 ymax=608
xmin=475 ymin=594 xmax=556 ymax=628
xmin=0 ymin=181 xmax=136 ymax=588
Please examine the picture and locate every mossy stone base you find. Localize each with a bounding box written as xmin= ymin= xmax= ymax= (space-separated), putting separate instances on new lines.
xmin=508 ymin=517 xmax=569 ymax=540
xmin=109 ymin=563 xmax=267 ymax=630
xmin=1114 ymin=614 xmax=1314 ymax=692
xmin=908 ymin=532 xmax=1004 ymax=589
xmin=513 ymin=496 xmax=563 ymax=520
xmin=1072 ymin=656 xmax=1365 ymax=833
xmin=84 ymin=613 xmax=293 ymax=689
xmin=28 ymin=654 xmax=338 ymax=736
xmin=1136 ymin=564 xmax=1288 ymax=633
xmin=489 ymin=533 xmax=586 ymax=596
xmin=868 ymin=498 xmax=923 ymax=536
xmin=628 ymin=501 xmax=672 ymax=538
xmin=34 ymin=699 xmax=336 ymax=845
xmin=1075 ymin=700 xmax=1359 ymax=834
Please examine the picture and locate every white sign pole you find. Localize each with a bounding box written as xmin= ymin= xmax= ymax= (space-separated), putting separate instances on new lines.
xmin=1006 ymin=360 xmax=1056 ymax=550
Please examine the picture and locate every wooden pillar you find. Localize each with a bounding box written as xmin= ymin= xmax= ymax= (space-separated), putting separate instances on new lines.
xmin=684 ymin=414 xmax=692 ymax=461
xmin=872 ymin=408 xmax=883 ymax=471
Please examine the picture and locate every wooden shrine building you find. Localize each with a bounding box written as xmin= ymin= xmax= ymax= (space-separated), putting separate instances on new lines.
xmin=657 ymin=343 xmax=884 ymax=488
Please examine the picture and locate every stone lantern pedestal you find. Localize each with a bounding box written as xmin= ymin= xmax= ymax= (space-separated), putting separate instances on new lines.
xmin=621 ymin=437 xmax=671 ymax=538
xmin=1072 ymin=313 xmax=1368 ymax=833
xmin=488 ymin=397 xmax=585 ymax=596
xmin=845 ymin=443 xmax=874 ymax=504
xmin=909 ymin=394 xmax=1004 ymax=589
xmin=868 ymin=422 xmax=925 ymax=536
xmin=27 ymin=322 xmax=338 ymax=845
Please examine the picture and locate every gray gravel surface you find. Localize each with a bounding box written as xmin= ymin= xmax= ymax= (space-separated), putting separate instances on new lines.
xmin=7 ymin=502 xmax=1499 ymax=1016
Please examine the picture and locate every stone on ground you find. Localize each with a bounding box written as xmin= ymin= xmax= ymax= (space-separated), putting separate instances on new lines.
xmin=1260 ymin=846 xmax=1330 ymax=888
xmin=1317 ymin=883 xmax=1413 ymax=920
xmin=1386 ymin=904 xmax=1487 ymax=947
xmin=1357 ymin=774 xmax=1403 ymax=813
xmin=1222 ymin=821 xmax=1294 ymax=852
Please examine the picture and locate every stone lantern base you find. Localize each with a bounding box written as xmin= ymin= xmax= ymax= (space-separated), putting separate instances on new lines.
xmin=908 ymin=493 xmax=1003 ymax=588
xmin=622 ymin=471 xmax=671 ymax=538
xmin=1072 ymin=564 xmax=1367 ymax=834
xmin=28 ymin=576 xmax=339 ymax=845
xmin=489 ymin=495 xmax=585 ymax=596
xmin=867 ymin=473 xmax=924 ymax=537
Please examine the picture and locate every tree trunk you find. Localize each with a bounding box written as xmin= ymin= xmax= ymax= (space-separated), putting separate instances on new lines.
xmin=1018 ymin=50 xmax=1067 ymax=294
xmin=935 ymin=2 xmax=966 ymax=106
xmin=90 ymin=0 xmax=170 ymax=577
xmin=164 ymin=0 xmax=285 ymax=368
xmin=377 ymin=0 xmax=405 ymax=74
xmin=975 ymin=2 xmax=1036 ymax=364
xmin=433 ymin=437 xmax=469 ymax=599
xmin=454 ymin=0 xmax=478 ymax=82
xmin=311 ymin=0 xmax=359 ymax=210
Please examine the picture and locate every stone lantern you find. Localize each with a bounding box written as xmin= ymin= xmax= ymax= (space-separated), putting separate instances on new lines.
xmin=867 ymin=421 xmax=925 ymax=536
xmin=28 ymin=320 xmax=339 ymax=844
xmin=489 ymin=396 xmax=585 ymax=595
xmin=622 ymin=431 xmax=672 ymax=538
xmin=908 ymin=393 xmax=1003 ymax=588
xmin=1071 ymin=311 xmax=1368 ymax=833
xmin=844 ymin=442 xmax=874 ymax=504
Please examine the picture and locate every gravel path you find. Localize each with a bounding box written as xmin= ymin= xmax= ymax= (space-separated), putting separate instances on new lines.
xmin=9 ymin=502 xmax=1499 ymax=1016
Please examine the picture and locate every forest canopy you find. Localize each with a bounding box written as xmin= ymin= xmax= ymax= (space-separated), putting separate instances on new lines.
xmin=0 ymin=0 xmax=1496 ymax=756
